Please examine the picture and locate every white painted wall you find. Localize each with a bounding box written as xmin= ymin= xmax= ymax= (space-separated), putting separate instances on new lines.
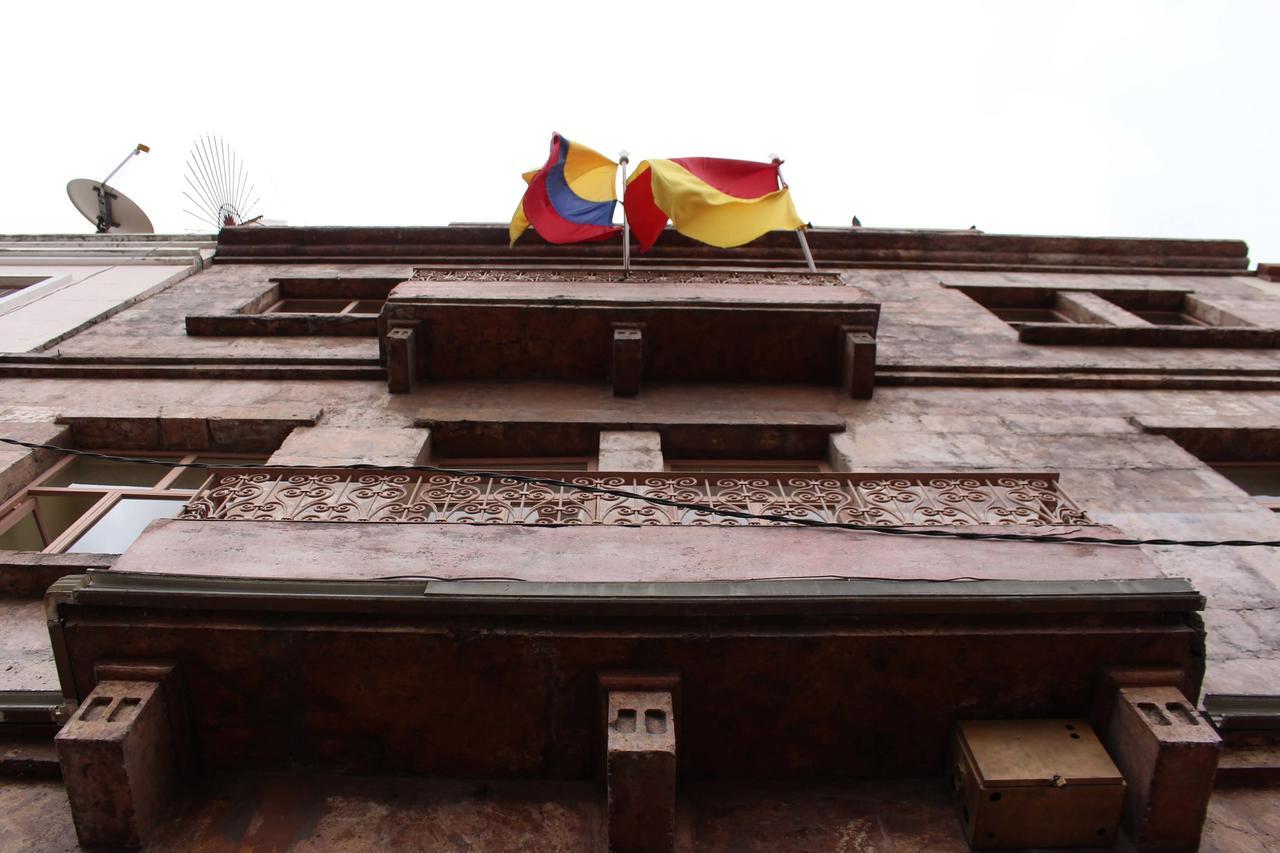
xmin=0 ymin=237 xmax=213 ymax=352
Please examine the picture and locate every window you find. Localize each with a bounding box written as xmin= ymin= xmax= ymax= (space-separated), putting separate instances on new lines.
xmin=1208 ymin=463 xmax=1280 ymax=512
xmin=987 ymin=307 xmax=1072 ymax=327
xmin=244 ymin=278 xmax=399 ymax=315
xmin=0 ymin=452 xmax=266 ymax=553
xmin=0 ymin=276 xmax=48 ymax=298
xmin=1097 ymin=291 xmax=1215 ymax=327
xmin=949 ymin=283 xmax=1270 ymax=346
xmin=186 ymin=277 xmax=400 ymax=337
xmin=263 ymin=297 xmax=385 ymax=315
xmin=952 ymin=286 xmax=1075 ymax=330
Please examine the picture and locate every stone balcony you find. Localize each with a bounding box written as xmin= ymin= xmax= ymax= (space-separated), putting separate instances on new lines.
xmin=376 ymin=277 xmax=881 ymax=397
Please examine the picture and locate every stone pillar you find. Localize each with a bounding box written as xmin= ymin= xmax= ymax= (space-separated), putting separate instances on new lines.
xmin=839 ymin=327 xmax=876 ymax=399
xmin=602 ymin=674 xmax=677 ymax=853
xmin=1105 ymin=685 xmax=1221 ymax=850
xmin=598 ymin=431 xmax=664 ymax=472
xmin=385 ymin=325 xmax=418 ymax=393
xmin=55 ymin=679 xmax=182 ymax=848
xmin=269 ymin=426 xmax=432 ymax=467
xmin=827 ymin=431 xmax=857 ymax=472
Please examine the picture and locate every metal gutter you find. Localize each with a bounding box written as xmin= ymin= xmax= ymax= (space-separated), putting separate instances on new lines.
xmin=56 ymin=572 xmax=1203 ymax=618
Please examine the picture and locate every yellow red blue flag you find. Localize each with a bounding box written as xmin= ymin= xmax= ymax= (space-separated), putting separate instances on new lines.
xmin=510 ymin=133 xmax=621 ymax=246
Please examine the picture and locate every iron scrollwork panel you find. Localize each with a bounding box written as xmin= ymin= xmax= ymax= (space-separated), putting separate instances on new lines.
xmin=180 ymin=471 xmax=1090 ymax=527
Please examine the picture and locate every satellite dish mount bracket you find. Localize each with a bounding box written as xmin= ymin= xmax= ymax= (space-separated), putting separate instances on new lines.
xmin=93 ymin=185 xmax=118 ymax=233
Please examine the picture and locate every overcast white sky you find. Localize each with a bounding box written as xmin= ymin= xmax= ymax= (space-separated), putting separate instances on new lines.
xmin=4 ymin=1 xmax=1278 ymax=263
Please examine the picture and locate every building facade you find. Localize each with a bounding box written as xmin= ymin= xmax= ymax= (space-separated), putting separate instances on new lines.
xmin=0 ymin=226 xmax=1276 ymax=849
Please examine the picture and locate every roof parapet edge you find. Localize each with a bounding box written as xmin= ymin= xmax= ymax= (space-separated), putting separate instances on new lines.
xmin=212 ymin=225 xmax=1249 ymax=271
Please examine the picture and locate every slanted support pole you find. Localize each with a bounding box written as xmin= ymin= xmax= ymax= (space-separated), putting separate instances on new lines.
xmin=386 ymin=324 xmax=417 ymax=394
xmin=840 ymin=326 xmax=877 ymax=399
xmin=601 ymin=672 xmax=677 ymax=853
xmin=55 ymin=664 xmax=188 ymax=849
xmin=611 ymin=323 xmax=644 ymax=397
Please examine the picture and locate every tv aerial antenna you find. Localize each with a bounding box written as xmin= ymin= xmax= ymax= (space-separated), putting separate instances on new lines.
xmin=66 ymin=144 xmax=155 ymax=234
xmin=182 ymin=134 xmax=262 ymax=230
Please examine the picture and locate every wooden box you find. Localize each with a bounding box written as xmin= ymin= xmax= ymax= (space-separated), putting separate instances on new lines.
xmin=951 ymin=719 xmax=1126 ymax=849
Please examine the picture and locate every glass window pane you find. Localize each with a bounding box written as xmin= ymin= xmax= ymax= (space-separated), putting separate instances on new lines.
xmin=33 ymin=492 xmax=106 ymax=543
xmin=66 ymin=498 xmax=184 ymax=554
xmin=1213 ymin=465 xmax=1280 ymax=501
xmin=169 ymin=457 xmax=264 ymax=490
xmin=0 ymin=508 xmax=45 ymax=550
xmin=42 ymin=457 xmax=168 ymax=489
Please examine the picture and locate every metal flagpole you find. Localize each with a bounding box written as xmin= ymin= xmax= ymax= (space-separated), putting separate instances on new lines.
xmin=771 ymin=156 xmax=817 ymax=272
xmin=618 ymin=151 xmax=631 ymax=278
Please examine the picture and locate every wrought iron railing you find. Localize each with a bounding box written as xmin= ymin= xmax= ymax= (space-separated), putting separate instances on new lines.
xmin=178 ymin=470 xmax=1089 ymax=527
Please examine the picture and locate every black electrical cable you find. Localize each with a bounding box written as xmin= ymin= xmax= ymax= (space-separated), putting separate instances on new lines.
xmin=3 ymin=436 xmax=1279 ymax=548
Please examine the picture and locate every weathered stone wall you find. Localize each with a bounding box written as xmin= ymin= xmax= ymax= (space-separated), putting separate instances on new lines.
xmin=1 ymin=255 xmax=1278 ymax=707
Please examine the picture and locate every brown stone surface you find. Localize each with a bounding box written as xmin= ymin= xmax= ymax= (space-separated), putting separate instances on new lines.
xmin=1 ymin=773 xmax=1277 ymax=851
xmin=268 ymin=426 xmax=431 ymax=467
xmin=1107 ymin=686 xmax=1222 ymax=850
xmin=1091 ymin=667 xmax=1191 ymax=739
xmin=214 ymin=224 xmax=1249 ymax=270
xmin=53 ymin=589 xmax=1200 ymax=781
xmin=424 ymin=415 xmax=844 ymax=459
xmin=55 ymin=410 xmax=321 ymax=452
xmin=1021 ymin=322 xmax=1280 ymax=348
xmin=13 ymin=253 xmax=1275 ymax=381
xmin=185 ymin=312 xmax=378 ymax=337
xmin=598 ymin=430 xmax=664 ymax=471
xmin=0 ymin=421 xmax=70 ymax=504
xmin=0 ymin=553 xmax=114 ymax=597
xmin=1057 ymin=291 xmax=1153 ymax=327
xmin=841 ymin=329 xmax=877 ymax=399
xmin=111 ymin=518 xmax=1169 ymax=584
xmin=381 ymin=281 xmax=879 ymax=389
xmin=0 ymin=734 xmax=60 ymax=779
xmin=607 ymin=689 xmax=676 ymax=853
xmin=0 ymin=598 xmax=57 ymax=692
xmin=611 ymin=324 xmax=644 ymax=397
xmin=384 ymin=325 xmax=415 ymax=394
xmin=5 ymin=227 xmax=1280 ymax=848
xmin=55 ymin=679 xmax=178 ymax=848
xmin=2 ymin=377 xmax=1277 ymax=703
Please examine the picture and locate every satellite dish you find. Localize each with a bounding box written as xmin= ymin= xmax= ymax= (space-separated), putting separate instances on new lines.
xmin=65 ymin=144 xmax=154 ymax=234
xmin=66 ymin=179 xmax=154 ymax=234
xmin=182 ymin=134 xmax=262 ymax=230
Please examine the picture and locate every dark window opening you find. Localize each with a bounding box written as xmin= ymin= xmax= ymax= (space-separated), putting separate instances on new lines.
xmin=953 ymin=287 xmax=1074 ymax=330
xmin=664 ymin=459 xmax=831 ymax=473
xmin=1129 ymin=309 xmax=1206 ymax=327
xmin=989 ymin=307 xmax=1072 ymax=327
xmin=264 ymin=298 xmax=385 ymax=315
xmin=1209 ymin=463 xmax=1280 ymax=511
xmin=431 ymin=457 xmax=596 ymax=473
